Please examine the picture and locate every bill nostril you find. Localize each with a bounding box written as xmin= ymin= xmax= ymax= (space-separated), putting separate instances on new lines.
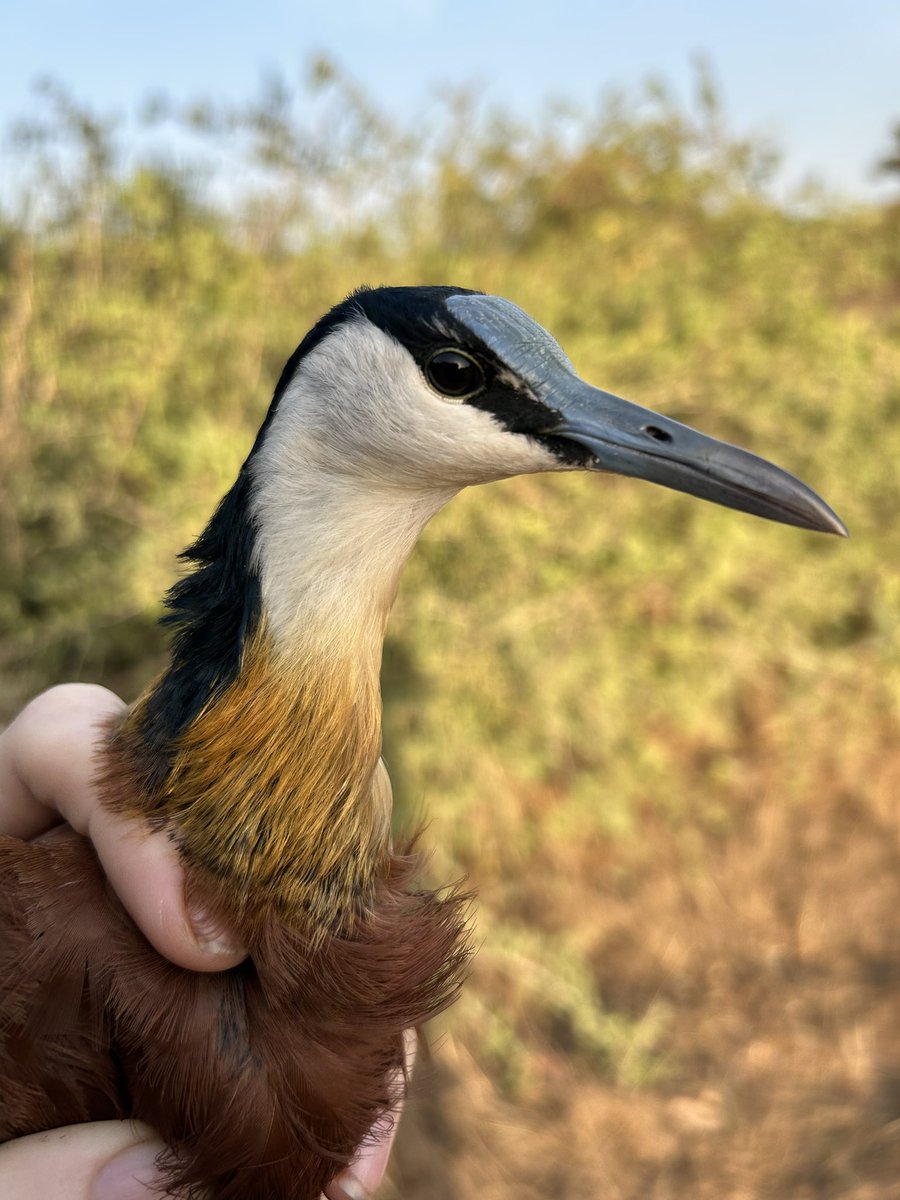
xmin=642 ymin=424 xmax=673 ymax=443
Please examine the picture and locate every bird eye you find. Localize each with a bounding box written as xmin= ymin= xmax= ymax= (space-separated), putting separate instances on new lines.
xmin=424 ymin=350 xmax=484 ymax=400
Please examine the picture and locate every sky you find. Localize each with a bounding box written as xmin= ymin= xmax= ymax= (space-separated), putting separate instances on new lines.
xmin=2 ymin=0 xmax=898 ymax=202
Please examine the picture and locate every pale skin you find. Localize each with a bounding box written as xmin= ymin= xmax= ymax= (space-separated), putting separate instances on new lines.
xmin=0 ymin=684 xmax=405 ymax=1200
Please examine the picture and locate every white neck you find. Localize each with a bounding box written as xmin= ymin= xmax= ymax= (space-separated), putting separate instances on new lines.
xmin=250 ymin=461 xmax=456 ymax=664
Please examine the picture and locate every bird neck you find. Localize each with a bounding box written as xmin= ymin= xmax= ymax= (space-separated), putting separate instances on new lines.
xmin=104 ymin=468 xmax=457 ymax=932
xmin=251 ymin=470 xmax=457 ymax=660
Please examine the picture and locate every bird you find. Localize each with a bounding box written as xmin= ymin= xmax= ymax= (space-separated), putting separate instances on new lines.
xmin=0 ymin=285 xmax=846 ymax=1199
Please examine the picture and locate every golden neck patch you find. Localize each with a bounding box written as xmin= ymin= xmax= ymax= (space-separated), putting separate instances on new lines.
xmin=105 ymin=629 xmax=388 ymax=931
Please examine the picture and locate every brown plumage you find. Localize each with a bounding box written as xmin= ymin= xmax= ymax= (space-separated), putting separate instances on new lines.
xmin=0 ymin=832 xmax=468 ymax=1197
xmin=0 ymin=284 xmax=846 ymax=1199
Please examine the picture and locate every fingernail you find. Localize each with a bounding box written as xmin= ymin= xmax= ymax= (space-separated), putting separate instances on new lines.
xmin=188 ymin=906 xmax=244 ymax=957
xmin=324 ymin=1171 xmax=370 ymax=1200
xmin=92 ymin=1142 xmax=167 ymax=1200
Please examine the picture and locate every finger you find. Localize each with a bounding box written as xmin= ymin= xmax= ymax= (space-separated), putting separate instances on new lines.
xmin=0 ymin=685 xmax=246 ymax=972
xmin=324 ymin=1029 xmax=418 ymax=1200
xmin=0 ymin=1120 xmax=176 ymax=1200
xmin=89 ymin=806 xmax=246 ymax=972
xmin=0 ymin=684 xmax=117 ymax=839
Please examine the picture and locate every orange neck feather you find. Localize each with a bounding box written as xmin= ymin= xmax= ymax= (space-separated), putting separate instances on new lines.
xmin=107 ymin=626 xmax=389 ymax=932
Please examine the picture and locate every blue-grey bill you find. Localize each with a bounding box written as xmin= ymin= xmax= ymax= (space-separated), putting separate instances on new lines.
xmin=548 ymin=385 xmax=849 ymax=536
xmin=448 ymin=293 xmax=848 ymax=537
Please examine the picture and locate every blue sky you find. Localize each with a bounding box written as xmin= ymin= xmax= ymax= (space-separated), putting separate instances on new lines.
xmin=2 ymin=0 xmax=898 ymax=201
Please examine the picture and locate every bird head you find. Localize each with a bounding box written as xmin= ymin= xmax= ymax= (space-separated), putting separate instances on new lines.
xmin=252 ymin=284 xmax=846 ymax=534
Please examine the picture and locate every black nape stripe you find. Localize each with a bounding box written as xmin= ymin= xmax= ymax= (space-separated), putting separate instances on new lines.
xmin=134 ymin=468 xmax=263 ymax=790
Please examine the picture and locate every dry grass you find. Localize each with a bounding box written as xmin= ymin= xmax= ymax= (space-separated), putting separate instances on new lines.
xmin=390 ymin=699 xmax=900 ymax=1199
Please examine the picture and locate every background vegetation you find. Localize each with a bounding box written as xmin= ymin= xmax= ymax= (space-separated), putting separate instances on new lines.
xmin=2 ymin=62 xmax=899 ymax=1198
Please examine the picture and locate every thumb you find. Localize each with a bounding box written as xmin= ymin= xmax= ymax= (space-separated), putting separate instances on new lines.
xmin=0 ymin=1121 xmax=174 ymax=1200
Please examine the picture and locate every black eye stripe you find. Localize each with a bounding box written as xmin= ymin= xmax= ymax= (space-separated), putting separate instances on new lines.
xmin=424 ymin=350 xmax=485 ymax=399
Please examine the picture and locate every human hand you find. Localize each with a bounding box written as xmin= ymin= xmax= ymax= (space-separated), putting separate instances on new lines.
xmin=0 ymin=684 xmax=408 ymax=1199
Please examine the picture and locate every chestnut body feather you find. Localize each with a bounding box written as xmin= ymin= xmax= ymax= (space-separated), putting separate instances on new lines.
xmin=0 ymin=285 xmax=845 ymax=1198
xmin=0 ymin=831 xmax=468 ymax=1198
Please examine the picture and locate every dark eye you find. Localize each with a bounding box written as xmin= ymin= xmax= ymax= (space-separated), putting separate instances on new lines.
xmin=424 ymin=350 xmax=484 ymax=399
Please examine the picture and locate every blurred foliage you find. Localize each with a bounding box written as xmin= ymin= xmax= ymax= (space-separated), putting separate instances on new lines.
xmin=878 ymin=119 xmax=900 ymax=179
xmin=2 ymin=62 xmax=899 ymax=1197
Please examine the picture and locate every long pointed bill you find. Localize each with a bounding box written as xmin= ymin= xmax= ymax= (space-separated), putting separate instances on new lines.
xmin=546 ymin=382 xmax=848 ymax=535
xmin=448 ymin=294 xmax=848 ymax=537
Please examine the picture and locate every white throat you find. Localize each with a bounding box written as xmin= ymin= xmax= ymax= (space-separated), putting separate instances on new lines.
xmin=249 ymin=464 xmax=455 ymax=659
